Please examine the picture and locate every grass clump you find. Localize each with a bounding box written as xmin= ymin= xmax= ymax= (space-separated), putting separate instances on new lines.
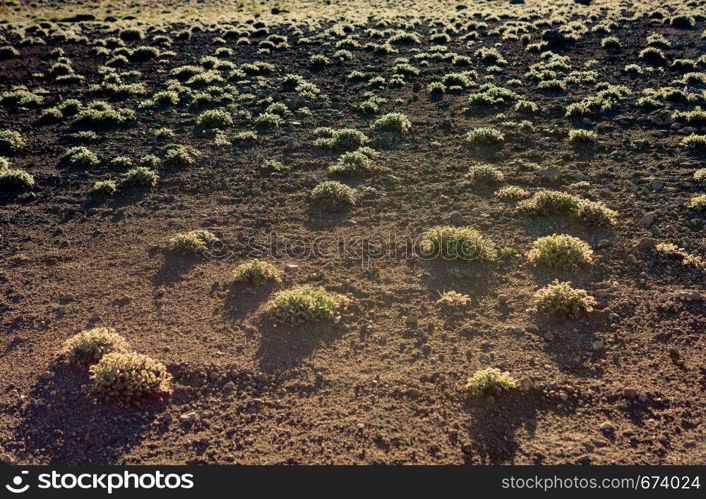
xmin=373 ymin=112 xmax=412 ymax=134
xmin=689 ymin=194 xmax=706 ymax=210
xmin=421 ymin=226 xmax=496 ymax=262
xmin=533 ymin=280 xmax=597 ymax=319
xmin=601 ymin=37 xmax=621 ymax=49
xmin=328 ymin=148 xmax=378 ymax=175
xmin=639 ymin=47 xmax=667 ymax=65
xmin=121 ymin=167 xmax=158 ymax=188
xmin=0 ymin=45 xmax=20 ymax=59
xmin=254 ymin=112 xmax=284 ymax=129
xmin=655 ymin=243 xmax=706 ymax=271
xmin=693 ymin=169 xmax=706 ymax=184
xmin=527 ymin=234 xmax=594 ymax=270
xmin=568 ymin=129 xmax=598 ymax=146
xmin=427 ymin=82 xmax=446 ymax=96
xmin=0 ymin=89 xmax=44 ymax=109
xmin=39 ymin=107 xmax=63 ymax=124
xmin=63 ymin=146 xmax=99 ymax=167
xmin=164 ymin=144 xmax=198 ymax=167
xmin=466 ymin=127 xmax=504 ymax=148
xmin=670 ymin=15 xmax=695 ymax=29
xmin=167 ymin=230 xmax=218 ymax=254
xmin=195 ymin=108 xmax=233 ymax=129
xmin=517 ymin=190 xmax=616 ymax=225
xmin=89 ymin=352 xmax=172 ymax=404
xmin=59 ymin=328 xmax=129 ymax=365
xmin=92 ymin=180 xmax=117 ymax=196
xmin=436 ymin=290 xmax=471 ymax=308
xmin=267 ymin=286 xmax=346 ymax=325
xmin=672 ymin=107 xmax=706 ymax=127
xmin=74 ymin=103 xmax=134 ymax=128
xmin=464 ymin=368 xmax=517 ymax=399
xmin=495 ymin=185 xmax=529 ymax=200
xmin=232 ymin=259 xmax=283 ymax=285
xmin=515 ymin=100 xmax=539 ymax=114
xmin=311 ymin=181 xmax=356 ymax=211
xmin=682 ymin=134 xmax=706 ymax=152
xmin=467 ymin=84 xmax=518 ymax=108
xmin=313 ymin=128 xmax=368 ymax=151
xmin=0 ymin=168 xmax=35 ymax=190
xmin=0 ymin=130 xmax=26 ymax=154
xmin=466 ymin=163 xmax=504 ymax=186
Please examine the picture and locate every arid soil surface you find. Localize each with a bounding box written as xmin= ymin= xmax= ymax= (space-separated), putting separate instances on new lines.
xmin=0 ymin=0 xmax=705 ymax=464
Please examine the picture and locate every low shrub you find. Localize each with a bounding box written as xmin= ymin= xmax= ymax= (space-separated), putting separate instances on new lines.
xmin=121 ymin=167 xmax=158 ymax=187
xmin=682 ymin=134 xmax=706 ymax=151
xmin=313 ymin=128 xmax=368 ymax=151
xmin=517 ymin=190 xmax=616 ymax=225
xmin=267 ymin=286 xmax=346 ymax=325
xmin=0 ymin=129 xmax=26 ymax=154
xmin=167 ymin=230 xmax=218 ymax=254
xmin=60 ymin=328 xmax=129 ymax=365
xmin=232 ymin=259 xmax=283 ymax=285
xmin=328 ymin=148 xmax=378 ymax=175
xmin=568 ymin=129 xmax=598 ymax=146
xmin=689 ymin=194 xmax=706 ymax=210
xmin=373 ymin=112 xmax=411 ymax=133
xmin=89 ymin=352 xmax=172 ymax=404
xmin=311 ymin=181 xmax=356 ymax=211
xmin=495 ymin=185 xmax=529 ymax=200
xmin=533 ymin=280 xmax=597 ymax=318
xmin=92 ymin=180 xmax=118 ymax=195
xmin=466 ymin=127 xmax=505 ymax=148
xmin=421 ymin=226 xmax=496 ymax=261
xmin=164 ymin=144 xmax=198 ymax=167
xmin=466 ymin=164 xmax=504 ymax=185
xmin=0 ymin=168 xmax=35 ymax=189
xmin=63 ymin=146 xmax=99 ymax=167
xmin=527 ymin=234 xmax=594 ymax=270
xmin=195 ymin=108 xmax=233 ymax=128
xmin=436 ymin=290 xmax=471 ymax=308
xmin=464 ymin=368 xmax=517 ymax=399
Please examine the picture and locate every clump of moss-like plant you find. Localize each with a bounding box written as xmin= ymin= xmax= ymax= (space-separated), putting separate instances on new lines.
xmin=517 ymin=190 xmax=616 ymax=225
xmin=373 ymin=112 xmax=411 ymax=134
xmin=59 ymin=327 xmax=129 ymax=365
xmin=89 ymin=352 xmax=172 ymax=404
xmin=466 ymin=127 xmax=505 ymax=148
xmin=232 ymin=259 xmax=283 ymax=285
xmin=421 ymin=226 xmax=496 ymax=262
xmin=167 ymin=230 xmax=218 ymax=254
xmin=267 ymin=286 xmax=347 ymax=325
xmin=527 ymin=234 xmax=594 ymax=270
xmin=311 ymin=181 xmax=356 ymax=211
xmin=533 ymin=280 xmax=597 ymax=318
xmin=464 ymin=368 xmax=517 ymax=400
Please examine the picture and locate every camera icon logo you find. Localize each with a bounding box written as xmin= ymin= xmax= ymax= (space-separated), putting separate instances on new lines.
xmin=5 ymin=470 xmax=30 ymax=494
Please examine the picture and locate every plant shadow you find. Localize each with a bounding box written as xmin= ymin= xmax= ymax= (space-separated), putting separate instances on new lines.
xmin=462 ymin=390 xmax=574 ymax=464
xmin=255 ymin=317 xmax=347 ymax=372
xmin=14 ymin=362 xmax=166 ymax=465
xmin=151 ymin=251 xmax=202 ymax=287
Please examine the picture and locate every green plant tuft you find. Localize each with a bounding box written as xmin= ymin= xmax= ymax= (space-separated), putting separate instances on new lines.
xmin=465 ymin=368 xmax=517 ymax=399
xmin=267 ymin=286 xmax=347 ymax=325
xmin=421 ymin=226 xmax=496 ymax=262
xmin=533 ymin=280 xmax=597 ymax=318
xmin=89 ymin=352 xmax=172 ymax=404
xmin=60 ymin=327 xmax=129 ymax=365
xmin=527 ymin=234 xmax=594 ymax=270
